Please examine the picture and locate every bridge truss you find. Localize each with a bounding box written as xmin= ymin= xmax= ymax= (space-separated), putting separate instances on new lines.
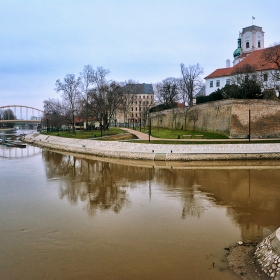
xmin=0 ymin=105 xmax=44 ymax=124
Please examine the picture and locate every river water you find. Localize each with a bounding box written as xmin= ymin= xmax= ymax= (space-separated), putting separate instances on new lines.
xmin=1 ymin=130 xmax=280 ymax=279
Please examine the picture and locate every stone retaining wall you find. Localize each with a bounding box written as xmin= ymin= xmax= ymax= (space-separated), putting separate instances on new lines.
xmin=254 ymin=228 xmax=280 ymax=279
xmin=150 ymin=99 xmax=280 ymax=138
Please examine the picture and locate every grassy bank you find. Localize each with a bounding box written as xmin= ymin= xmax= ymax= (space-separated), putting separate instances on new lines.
xmin=127 ymin=139 xmax=280 ymax=144
xmin=40 ymin=128 xmax=124 ymax=139
xmin=134 ymin=127 xmax=228 ymax=139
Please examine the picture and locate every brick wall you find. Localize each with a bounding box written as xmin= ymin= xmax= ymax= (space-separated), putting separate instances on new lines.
xmin=150 ymin=99 xmax=280 ymax=138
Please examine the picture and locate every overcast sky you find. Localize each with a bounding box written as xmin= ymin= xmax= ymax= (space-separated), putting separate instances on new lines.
xmin=1 ymin=0 xmax=279 ymax=110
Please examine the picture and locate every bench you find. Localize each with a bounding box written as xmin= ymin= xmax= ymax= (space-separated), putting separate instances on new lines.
xmin=182 ymin=135 xmax=192 ymax=139
xmin=194 ymin=135 xmax=204 ymax=139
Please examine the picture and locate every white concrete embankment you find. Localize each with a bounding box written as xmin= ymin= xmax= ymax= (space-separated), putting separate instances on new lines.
xmin=22 ymin=133 xmax=280 ymax=162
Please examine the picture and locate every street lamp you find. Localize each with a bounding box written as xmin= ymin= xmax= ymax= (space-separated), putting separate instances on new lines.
xmin=148 ymin=113 xmax=151 ymax=143
xmin=248 ymin=108 xmax=251 ymax=142
xmin=100 ymin=113 xmax=103 ymax=138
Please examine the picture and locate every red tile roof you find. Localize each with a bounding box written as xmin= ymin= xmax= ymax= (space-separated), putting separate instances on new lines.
xmin=205 ymin=46 xmax=279 ymax=79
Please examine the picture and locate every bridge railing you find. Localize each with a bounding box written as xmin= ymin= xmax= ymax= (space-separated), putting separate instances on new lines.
xmin=0 ymin=105 xmax=43 ymax=123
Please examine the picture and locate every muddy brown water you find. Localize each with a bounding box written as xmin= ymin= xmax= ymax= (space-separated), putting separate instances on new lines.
xmin=1 ymin=143 xmax=280 ymax=279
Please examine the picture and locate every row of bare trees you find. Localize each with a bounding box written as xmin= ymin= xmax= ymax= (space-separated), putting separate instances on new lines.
xmin=153 ymin=63 xmax=204 ymax=107
xmin=43 ymin=63 xmax=204 ymax=133
xmin=151 ymin=63 xmax=204 ymax=130
xmin=44 ymin=66 xmax=129 ymax=133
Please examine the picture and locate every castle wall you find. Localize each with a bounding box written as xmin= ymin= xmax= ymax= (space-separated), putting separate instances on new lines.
xmin=150 ymin=99 xmax=280 ymax=138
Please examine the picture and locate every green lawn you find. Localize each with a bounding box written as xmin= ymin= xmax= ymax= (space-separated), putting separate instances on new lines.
xmin=135 ymin=127 xmax=228 ymax=139
xmin=41 ymin=128 xmax=124 ymax=139
xmin=127 ymin=139 xmax=280 ymax=144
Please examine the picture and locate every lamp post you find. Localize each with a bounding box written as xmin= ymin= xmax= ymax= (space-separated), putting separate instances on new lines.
xmin=148 ymin=113 xmax=151 ymax=143
xmin=100 ymin=113 xmax=103 ymax=138
xmin=248 ymin=102 xmax=251 ymax=142
xmin=248 ymin=108 xmax=251 ymax=142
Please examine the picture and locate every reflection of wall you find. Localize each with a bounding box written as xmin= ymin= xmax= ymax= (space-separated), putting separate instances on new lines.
xmin=154 ymin=168 xmax=280 ymax=240
xmin=194 ymin=169 xmax=280 ymax=240
xmin=42 ymin=150 xmax=280 ymax=238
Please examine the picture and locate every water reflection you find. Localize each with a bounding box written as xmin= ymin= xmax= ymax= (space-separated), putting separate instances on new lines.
xmin=43 ymin=151 xmax=152 ymax=215
xmin=43 ymin=150 xmax=280 ymax=241
xmin=0 ymin=145 xmax=41 ymax=158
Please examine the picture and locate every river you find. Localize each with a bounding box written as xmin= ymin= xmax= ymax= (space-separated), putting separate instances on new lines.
xmin=1 ymin=130 xmax=280 ymax=279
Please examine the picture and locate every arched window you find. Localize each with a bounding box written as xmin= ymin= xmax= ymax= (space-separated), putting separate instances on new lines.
xmin=246 ymin=42 xmax=250 ymax=48
xmin=258 ymin=41 xmax=261 ymax=48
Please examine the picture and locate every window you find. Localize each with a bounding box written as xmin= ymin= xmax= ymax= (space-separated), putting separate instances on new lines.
xmin=135 ymin=107 xmax=137 ymax=111
xmin=258 ymin=41 xmax=261 ymax=48
xmin=252 ymin=75 xmax=257 ymax=81
xmin=143 ymin=96 xmax=145 ymax=99
xmin=226 ymin=79 xmax=230 ymax=85
xmin=246 ymin=42 xmax=250 ymax=48
xmin=216 ymin=80 xmax=220 ymax=87
xmin=264 ymin=73 xmax=268 ymax=81
xmin=139 ymin=107 xmax=141 ymax=111
xmin=210 ymin=81 xmax=213 ymax=88
xmin=131 ymin=107 xmax=133 ymax=111
xmin=136 ymin=113 xmax=137 ymax=117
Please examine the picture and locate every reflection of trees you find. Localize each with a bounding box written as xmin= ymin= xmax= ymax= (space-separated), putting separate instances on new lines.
xmin=42 ymin=151 xmax=154 ymax=215
xmin=154 ymin=169 xmax=205 ymax=219
xmin=42 ymin=150 xmax=280 ymax=238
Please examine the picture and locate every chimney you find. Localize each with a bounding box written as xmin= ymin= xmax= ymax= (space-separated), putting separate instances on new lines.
xmin=226 ymin=59 xmax=231 ymax=68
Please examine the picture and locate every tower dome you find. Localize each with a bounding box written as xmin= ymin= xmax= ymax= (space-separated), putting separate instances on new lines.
xmin=233 ymin=38 xmax=242 ymax=58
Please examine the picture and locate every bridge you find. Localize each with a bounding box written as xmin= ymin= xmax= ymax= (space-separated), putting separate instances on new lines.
xmin=0 ymin=105 xmax=43 ymax=124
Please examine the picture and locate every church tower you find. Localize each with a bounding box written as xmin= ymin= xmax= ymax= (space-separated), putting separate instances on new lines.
xmin=240 ymin=25 xmax=264 ymax=53
xmin=233 ymin=25 xmax=265 ymax=66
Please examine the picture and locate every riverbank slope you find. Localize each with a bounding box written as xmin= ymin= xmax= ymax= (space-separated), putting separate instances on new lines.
xmin=23 ymin=132 xmax=280 ymax=161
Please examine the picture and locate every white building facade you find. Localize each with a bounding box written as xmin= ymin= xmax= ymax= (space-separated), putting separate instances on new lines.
xmin=205 ymin=25 xmax=279 ymax=96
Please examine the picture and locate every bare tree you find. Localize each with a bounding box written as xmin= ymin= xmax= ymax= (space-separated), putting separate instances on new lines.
xmin=1 ymin=109 xmax=16 ymax=128
xmin=188 ymin=109 xmax=198 ymax=131
xmin=262 ymin=43 xmax=280 ymax=70
xmin=159 ymin=77 xmax=180 ymax=106
xmin=79 ymin=65 xmax=95 ymax=130
xmin=261 ymin=43 xmax=280 ymax=95
xmin=180 ymin=63 xmax=204 ymax=106
xmin=152 ymin=83 xmax=163 ymax=106
xmin=55 ymin=74 xmax=81 ymax=134
xmin=89 ymin=81 xmax=124 ymax=131
xmin=43 ymin=98 xmax=66 ymax=131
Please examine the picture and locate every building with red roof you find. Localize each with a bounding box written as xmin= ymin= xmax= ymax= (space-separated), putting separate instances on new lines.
xmin=205 ymin=25 xmax=280 ymax=96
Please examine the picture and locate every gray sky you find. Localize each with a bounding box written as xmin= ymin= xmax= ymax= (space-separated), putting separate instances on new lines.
xmin=1 ymin=0 xmax=279 ymax=110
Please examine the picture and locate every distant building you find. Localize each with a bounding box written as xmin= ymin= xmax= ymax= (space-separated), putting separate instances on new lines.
xmin=205 ymin=25 xmax=280 ymax=96
xmin=116 ymin=83 xmax=155 ymax=124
